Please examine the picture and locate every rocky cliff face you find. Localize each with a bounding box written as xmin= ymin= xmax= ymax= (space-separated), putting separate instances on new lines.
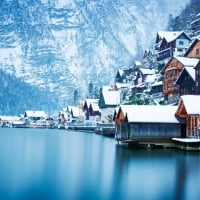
xmin=0 ymin=0 xmax=189 ymax=108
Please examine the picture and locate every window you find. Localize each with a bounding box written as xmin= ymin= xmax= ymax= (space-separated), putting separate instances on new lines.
xmin=179 ymin=41 xmax=184 ymax=45
xmin=196 ymin=48 xmax=200 ymax=55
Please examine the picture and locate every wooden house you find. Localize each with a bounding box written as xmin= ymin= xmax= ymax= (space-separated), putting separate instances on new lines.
xmin=115 ymin=67 xmax=134 ymax=83
xmin=115 ymin=105 xmax=184 ymax=143
xmin=65 ymin=106 xmax=81 ymax=123
xmin=99 ymin=90 xmax=120 ymax=123
xmin=155 ymin=31 xmax=191 ymax=63
xmin=149 ymin=81 xmax=163 ymax=95
xmin=175 ymin=67 xmax=196 ymax=96
xmin=184 ymin=38 xmax=200 ymax=58
xmin=161 ymin=56 xmax=199 ymax=103
xmin=88 ymin=101 xmax=101 ymax=121
xmin=24 ymin=110 xmax=47 ymax=121
xmin=83 ymin=99 xmax=99 ymax=120
xmin=175 ymin=95 xmax=200 ymax=137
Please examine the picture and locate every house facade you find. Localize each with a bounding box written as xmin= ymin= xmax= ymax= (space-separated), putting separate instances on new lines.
xmin=155 ymin=31 xmax=191 ymax=63
xmin=161 ymin=56 xmax=199 ymax=103
xmin=184 ymin=38 xmax=200 ymax=59
xmin=99 ymin=89 xmax=120 ymax=123
xmin=115 ymin=105 xmax=183 ymax=143
xmin=175 ymin=95 xmax=200 ymax=137
xmin=83 ymin=99 xmax=99 ymax=120
xmin=175 ymin=67 xmax=196 ymax=96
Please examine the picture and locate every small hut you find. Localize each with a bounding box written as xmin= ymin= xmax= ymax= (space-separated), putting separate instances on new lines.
xmin=175 ymin=95 xmax=200 ymax=137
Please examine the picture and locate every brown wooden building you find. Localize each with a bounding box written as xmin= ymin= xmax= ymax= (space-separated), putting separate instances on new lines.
xmin=155 ymin=31 xmax=191 ymax=63
xmin=175 ymin=67 xmax=196 ymax=96
xmin=115 ymin=105 xmax=183 ymax=143
xmin=184 ymin=38 xmax=200 ymax=59
xmin=161 ymin=56 xmax=199 ymax=103
xmin=175 ymin=95 xmax=200 ymax=137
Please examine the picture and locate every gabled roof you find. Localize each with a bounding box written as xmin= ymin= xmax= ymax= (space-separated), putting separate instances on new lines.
xmin=160 ymin=56 xmax=199 ymax=74
xmin=156 ymin=31 xmax=190 ymax=43
xmin=89 ymin=102 xmax=100 ymax=112
xmin=184 ymin=38 xmax=200 ymax=57
xmin=102 ymin=90 xmax=120 ymax=106
xmin=174 ymin=56 xmax=199 ymax=67
xmin=176 ymin=67 xmax=195 ymax=85
xmin=70 ymin=106 xmax=80 ymax=118
xmin=119 ymin=105 xmax=180 ymax=123
xmin=151 ymin=81 xmax=163 ymax=87
xmin=24 ymin=110 xmax=47 ymax=118
xmin=178 ymin=95 xmax=200 ymax=115
xmin=84 ymin=99 xmax=99 ymax=108
xmin=139 ymin=68 xmax=155 ymax=75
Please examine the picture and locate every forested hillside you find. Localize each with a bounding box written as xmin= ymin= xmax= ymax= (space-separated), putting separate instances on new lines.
xmin=167 ymin=0 xmax=200 ymax=32
xmin=0 ymin=70 xmax=59 ymax=115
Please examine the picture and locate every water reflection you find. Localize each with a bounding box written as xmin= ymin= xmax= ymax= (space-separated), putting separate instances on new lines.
xmin=0 ymin=128 xmax=199 ymax=200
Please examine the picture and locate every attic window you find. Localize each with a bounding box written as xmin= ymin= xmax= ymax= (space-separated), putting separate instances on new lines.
xmin=179 ymin=41 xmax=184 ymax=45
xmin=196 ymin=48 xmax=200 ymax=55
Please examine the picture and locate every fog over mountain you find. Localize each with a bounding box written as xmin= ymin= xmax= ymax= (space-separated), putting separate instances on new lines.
xmin=0 ymin=0 xmax=189 ymax=110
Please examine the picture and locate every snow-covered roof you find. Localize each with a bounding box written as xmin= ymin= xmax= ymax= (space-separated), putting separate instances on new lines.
xmin=85 ymin=99 xmax=99 ymax=107
xmin=139 ymin=68 xmax=155 ymax=75
xmin=184 ymin=38 xmax=200 ymax=56
xmin=119 ymin=105 xmax=180 ymax=123
xmin=118 ymin=70 xmax=124 ymax=76
xmin=103 ymin=90 xmax=120 ymax=105
xmin=70 ymin=106 xmax=80 ymax=117
xmin=180 ymin=95 xmax=200 ymax=114
xmin=134 ymin=60 xmax=142 ymax=66
xmin=183 ymin=67 xmax=195 ymax=81
xmin=90 ymin=102 xmax=100 ymax=112
xmin=145 ymin=74 xmax=160 ymax=83
xmin=0 ymin=116 xmax=21 ymax=121
xmin=25 ymin=110 xmax=47 ymax=118
xmin=115 ymin=82 xmax=130 ymax=89
xmin=102 ymin=86 xmax=113 ymax=91
xmin=175 ymin=56 xmax=199 ymax=67
xmin=151 ymin=81 xmax=163 ymax=87
xmin=157 ymin=31 xmax=186 ymax=43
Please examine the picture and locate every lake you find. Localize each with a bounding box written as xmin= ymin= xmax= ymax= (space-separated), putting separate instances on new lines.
xmin=0 ymin=128 xmax=200 ymax=200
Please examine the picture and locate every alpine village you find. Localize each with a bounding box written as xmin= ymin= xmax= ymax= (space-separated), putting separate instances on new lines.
xmin=1 ymin=13 xmax=200 ymax=152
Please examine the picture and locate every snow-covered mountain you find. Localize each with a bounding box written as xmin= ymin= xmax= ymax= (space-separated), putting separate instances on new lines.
xmin=0 ymin=0 xmax=189 ymax=109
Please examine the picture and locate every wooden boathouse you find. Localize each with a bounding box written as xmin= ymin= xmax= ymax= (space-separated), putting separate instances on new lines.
xmin=115 ymin=105 xmax=185 ymax=145
xmin=175 ymin=95 xmax=200 ymax=137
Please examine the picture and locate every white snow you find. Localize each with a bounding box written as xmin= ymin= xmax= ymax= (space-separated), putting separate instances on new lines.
xmin=180 ymin=95 xmax=200 ymax=114
xmin=157 ymin=31 xmax=184 ymax=43
xmin=175 ymin=56 xmax=199 ymax=67
xmin=103 ymin=90 xmax=120 ymax=105
xmin=120 ymin=105 xmax=179 ymax=123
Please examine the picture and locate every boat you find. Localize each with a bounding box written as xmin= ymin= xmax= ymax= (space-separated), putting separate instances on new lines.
xmin=95 ymin=122 xmax=115 ymax=137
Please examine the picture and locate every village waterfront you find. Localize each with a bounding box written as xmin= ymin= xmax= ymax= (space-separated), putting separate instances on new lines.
xmin=0 ymin=128 xmax=200 ymax=200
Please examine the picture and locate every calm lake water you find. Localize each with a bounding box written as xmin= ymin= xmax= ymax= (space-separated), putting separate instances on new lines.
xmin=0 ymin=128 xmax=200 ymax=200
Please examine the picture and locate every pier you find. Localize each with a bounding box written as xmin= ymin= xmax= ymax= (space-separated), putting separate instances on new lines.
xmin=172 ymin=138 xmax=200 ymax=151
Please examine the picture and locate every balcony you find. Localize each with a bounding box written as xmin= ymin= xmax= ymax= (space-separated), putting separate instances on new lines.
xmin=156 ymin=48 xmax=172 ymax=61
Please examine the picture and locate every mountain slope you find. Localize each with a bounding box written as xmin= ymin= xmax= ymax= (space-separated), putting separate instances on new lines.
xmin=0 ymin=0 xmax=189 ymax=112
xmin=0 ymin=69 xmax=59 ymax=115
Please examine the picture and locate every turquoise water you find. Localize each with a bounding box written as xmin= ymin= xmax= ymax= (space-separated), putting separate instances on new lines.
xmin=0 ymin=128 xmax=200 ymax=200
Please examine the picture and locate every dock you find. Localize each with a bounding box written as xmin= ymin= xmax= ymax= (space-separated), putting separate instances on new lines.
xmin=172 ymin=138 xmax=200 ymax=151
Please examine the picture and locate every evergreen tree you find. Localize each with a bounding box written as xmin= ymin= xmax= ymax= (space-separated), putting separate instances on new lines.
xmin=88 ymin=82 xmax=93 ymax=98
xmin=73 ymin=89 xmax=78 ymax=106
